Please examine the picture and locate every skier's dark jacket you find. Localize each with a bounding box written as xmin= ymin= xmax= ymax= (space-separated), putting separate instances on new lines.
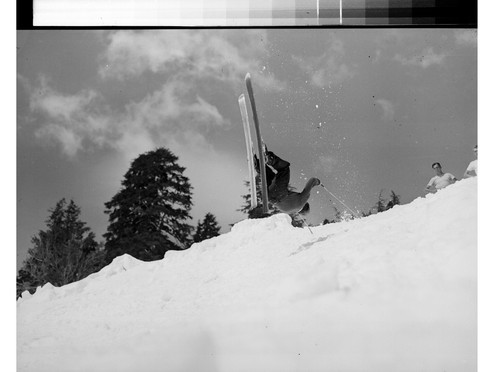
xmin=254 ymin=152 xmax=291 ymax=203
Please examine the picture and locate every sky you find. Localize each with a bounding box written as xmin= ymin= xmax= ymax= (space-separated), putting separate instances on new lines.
xmin=17 ymin=179 xmax=477 ymax=371
xmin=16 ymin=29 xmax=477 ymax=269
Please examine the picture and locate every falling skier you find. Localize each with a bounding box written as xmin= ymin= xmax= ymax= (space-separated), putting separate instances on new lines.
xmin=251 ymin=148 xmax=321 ymax=217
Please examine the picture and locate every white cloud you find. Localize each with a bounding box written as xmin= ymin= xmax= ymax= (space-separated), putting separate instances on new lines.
xmin=454 ymin=30 xmax=477 ymax=47
xmin=125 ymin=80 xmax=228 ymax=131
xmin=375 ymin=99 xmax=395 ymax=122
xmin=23 ymin=31 xmax=289 ymax=159
xmin=293 ymin=36 xmax=354 ymax=88
xmin=24 ymin=76 xmax=227 ymax=159
xmin=35 ymin=124 xmax=83 ymax=157
xmin=27 ymin=76 xmax=111 ymax=157
xmin=29 ymin=76 xmax=99 ymax=122
xmin=394 ymin=47 xmax=447 ymax=69
xmin=100 ymin=30 xmax=285 ymax=91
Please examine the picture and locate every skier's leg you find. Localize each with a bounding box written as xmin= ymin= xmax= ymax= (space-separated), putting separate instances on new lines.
xmin=293 ymin=177 xmax=321 ymax=208
xmin=274 ymin=166 xmax=290 ymax=190
xmin=274 ymin=177 xmax=320 ymax=214
xmin=268 ymin=166 xmax=290 ymax=201
xmin=300 ymin=177 xmax=321 ymax=197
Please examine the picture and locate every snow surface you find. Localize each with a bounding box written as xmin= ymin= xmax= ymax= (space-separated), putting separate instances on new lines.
xmin=17 ymin=178 xmax=477 ymax=372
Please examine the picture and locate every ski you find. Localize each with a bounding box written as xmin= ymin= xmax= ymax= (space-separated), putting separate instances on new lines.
xmin=238 ymin=94 xmax=257 ymax=209
xmin=245 ymin=73 xmax=269 ymax=214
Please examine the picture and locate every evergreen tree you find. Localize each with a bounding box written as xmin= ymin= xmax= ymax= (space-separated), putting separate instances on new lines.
xmin=192 ymin=213 xmax=221 ymax=243
xmin=330 ymin=206 xmax=343 ymax=223
xmin=375 ymin=189 xmax=387 ymax=213
xmin=237 ymin=179 xmax=280 ymax=216
xmin=17 ymin=198 xmax=104 ymax=298
xmin=361 ymin=210 xmax=373 ymax=217
xmin=16 ymin=269 xmax=36 ymax=299
xmin=323 ymin=206 xmax=347 ymax=224
xmin=386 ymin=190 xmax=401 ymax=210
xmin=364 ymin=189 xmax=401 ymax=216
xmin=104 ymin=148 xmax=193 ymax=263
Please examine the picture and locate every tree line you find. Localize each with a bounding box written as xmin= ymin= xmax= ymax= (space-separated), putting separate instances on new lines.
xmin=17 ymin=147 xmax=402 ymax=298
xmin=322 ymin=189 xmax=401 ymax=224
xmin=17 ymin=148 xmax=221 ymax=298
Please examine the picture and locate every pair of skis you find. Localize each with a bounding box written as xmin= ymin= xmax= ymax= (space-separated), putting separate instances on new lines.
xmin=238 ymin=73 xmax=269 ymax=214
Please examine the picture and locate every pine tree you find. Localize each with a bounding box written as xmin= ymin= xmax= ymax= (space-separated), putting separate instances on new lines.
xmin=237 ymin=179 xmax=280 ymax=216
xmin=330 ymin=206 xmax=343 ymax=223
xmin=375 ymin=189 xmax=387 ymax=213
xmin=17 ymin=198 xmax=104 ymax=298
xmin=322 ymin=206 xmax=346 ymax=224
xmin=361 ymin=210 xmax=372 ymax=217
xmin=386 ymin=190 xmax=401 ymax=210
xmin=192 ymin=213 xmax=221 ymax=243
xmin=104 ymin=148 xmax=193 ymax=263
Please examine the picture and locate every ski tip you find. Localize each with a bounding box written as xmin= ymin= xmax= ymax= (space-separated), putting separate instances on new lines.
xmin=245 ymin=72 xmax=251 ymax=81
xmin=238 ymin=94 xmax=245 ymax=101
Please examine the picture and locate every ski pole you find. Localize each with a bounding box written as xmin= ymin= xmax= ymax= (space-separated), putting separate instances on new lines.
xmin=297 ymin=213 xmax=313 ymax=234
xmin=320 ymin=184 xmax=360 ymax=219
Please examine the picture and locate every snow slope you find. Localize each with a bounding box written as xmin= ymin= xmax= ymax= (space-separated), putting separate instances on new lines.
xmin=17 ymin=178 xmax=477 ymax=372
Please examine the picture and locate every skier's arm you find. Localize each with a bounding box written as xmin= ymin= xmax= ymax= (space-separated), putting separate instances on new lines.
xmin=255 ymin=154 xmax=276 ymax=187
xmin=463 ymin=169 xmax=475 ymax=178
xmin=253 ymin=154 xmax=260 ymax=174
xmin=463 ymin=163 xmax=476 ymax=178
xmin=269 ymin=153 xmax=290 ymax=171
xmin=425 ymin=179 xmax=436 ymax=193
xmin=274 ymin=158 xmax=290 ymax=171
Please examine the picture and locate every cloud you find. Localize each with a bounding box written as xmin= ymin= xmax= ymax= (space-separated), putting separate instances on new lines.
xmin=394 ymin=47 xmax=447 ymax=68
xmin=23 ymin=31 xmax=291 ymax=159
xmin=292 ymin=36 xmax=355 ymax=88
xmin=454 ymin=30 xmax=477 ymax=47
xmin=24 ymin=75 xmax=228 ymax=159
xmin=99 ymin=30 xmax=285 ymax=91
xmin=22 ymin=30 xmax=293 ymax=160
xmin=375 ymin=99 xmax=395 ymax=122
xmin=35 ymin=124 xmax=84 ymax=157
xmin=125 ymin=80 xmax=228 ymax=131
xmin=27 ymin=76 xmax=112 ymax=156
xmin=29 ymin=77 xmax=98 ymax=122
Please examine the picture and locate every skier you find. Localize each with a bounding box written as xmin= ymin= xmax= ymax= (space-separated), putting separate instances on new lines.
xmin=252 ymin=149 xmax=321 ymax=216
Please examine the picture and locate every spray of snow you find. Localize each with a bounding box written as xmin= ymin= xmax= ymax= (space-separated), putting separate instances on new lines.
xmin=18 ymin=179 xmax=477 ymax=372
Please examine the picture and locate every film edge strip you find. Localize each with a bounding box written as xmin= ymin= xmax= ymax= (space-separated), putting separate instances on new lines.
xmin=22 ymin=0 xmax=477 ymax=29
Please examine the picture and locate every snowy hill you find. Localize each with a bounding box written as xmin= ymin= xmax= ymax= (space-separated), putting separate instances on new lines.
xmin=17 ymin=178 xmax=477 ymax=372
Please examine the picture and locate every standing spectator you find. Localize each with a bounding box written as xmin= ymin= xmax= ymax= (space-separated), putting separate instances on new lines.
xmin=425 ymin=162 xmax=457 ymax=193
xmin=463 ymin=145 xmax=478 ymax=178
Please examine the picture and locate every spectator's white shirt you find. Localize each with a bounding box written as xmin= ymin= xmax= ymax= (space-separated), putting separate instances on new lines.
xmin=427 ymin=173 xmax=456 ymax=190
xmin=466 ymin=159 xmax=477 ymax=175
